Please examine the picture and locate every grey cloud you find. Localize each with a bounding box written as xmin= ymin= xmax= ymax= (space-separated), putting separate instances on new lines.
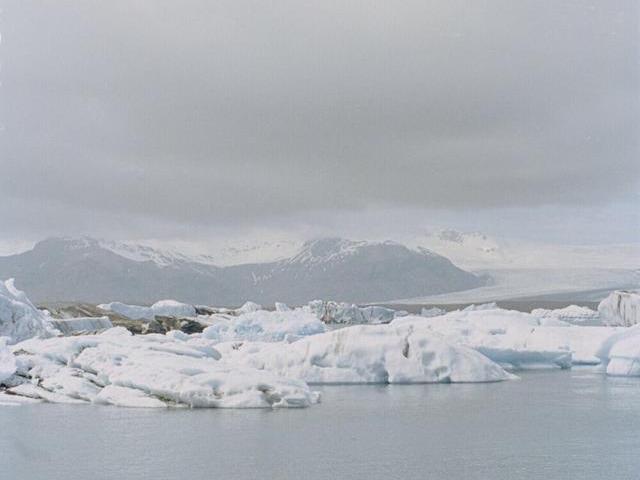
xmin=0 ymin=1 xmax=638 ymax=241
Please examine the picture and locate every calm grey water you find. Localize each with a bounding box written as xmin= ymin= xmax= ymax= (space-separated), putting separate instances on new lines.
xmin=2 ymin=370 xmax=639 ymax=480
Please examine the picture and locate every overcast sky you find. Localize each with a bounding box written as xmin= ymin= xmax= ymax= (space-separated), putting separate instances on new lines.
xmin=1 ymin=1 xmax=638 ymax=251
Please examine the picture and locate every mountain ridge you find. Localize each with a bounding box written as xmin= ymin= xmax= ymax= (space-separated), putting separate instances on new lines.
xmin=0 ymin=236 xmax=484 ymax=305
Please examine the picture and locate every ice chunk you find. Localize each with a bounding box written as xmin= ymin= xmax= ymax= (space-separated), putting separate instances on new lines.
xmin=0 ymin=278 xmax=57 ymax=343
xmin=531 ymin=305 xmax=599 ymax=324
xmin=150 ymin=300 xmax=197 ymax=318
xmin=237 ymin=301 xmax=262 ymax=314
xmin=274 ymin=302 xmax=291 ymax=312
xmin=597 ymin=324 xmax=640 ymax=376
xmin=48 ymin=316 xmax=113 ymax=335
xmin=306 ymin=300 xmax=399 ymax=324
xmin=9 ymin=328 xmax=318 ymax=408
xmin=598 ymin=291 xmax=640 ymax=326
xmin=201 ymin=309 xmax=326 ymax=343
xmin=420 ymin=307 xmax=446 ymax=318
xmin=97 ymin=302 xmax=153 ymax=320
xmin=97 ymin=300 xmax=196 ymax=320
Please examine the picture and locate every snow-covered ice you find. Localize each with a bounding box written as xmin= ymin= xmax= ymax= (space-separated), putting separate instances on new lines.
xmin=598 ymin=291 xmax=640 ymax=327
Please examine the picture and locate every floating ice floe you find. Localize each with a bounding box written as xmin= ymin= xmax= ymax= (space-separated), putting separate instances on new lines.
xmin=219 ymin=323 xmax=513 ymax=384
xmin=392 ymin=307 xmax=618 ymax=369
xmin=97 ymin=300 xmax=196 ymax=320
xmin=598 ymin=291 xmax=640 ymax=327
xmin=6 ymin=327 xmax=319 ymax=408
xmin=531 ymin=305 xmax=600 ymax=324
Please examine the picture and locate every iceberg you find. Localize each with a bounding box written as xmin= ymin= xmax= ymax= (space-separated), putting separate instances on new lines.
xmin=0 ymin=279 xmax=57 ymax=344
xmin=392 ymin=308 xmax=615 ymax=369
xmin=597 ymin=324 xmax=640 ymax=376
xmin=420 ymin=307 xmax=446 ymax=318
xmin=201 ymin=309 xmax=326 ymax=343
xmin=598 ymin=291 xmax=640 ymax=327
xmin=531 ymin=305 xmax=600 ymax=324
xmin=5 ymin=327 xmax=320 ymax=408
xmin=97 ymin=300 xmax=196 ymax=320
xmin=306 ymin=300 xmax=399 ymax=324
xmin=237 ymin=301 xmax=263 ymax=314
xmin=224 ymin=324 xmax=512 ymax=384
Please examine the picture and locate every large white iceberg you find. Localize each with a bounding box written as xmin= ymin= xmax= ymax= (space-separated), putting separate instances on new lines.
xmin=6 ymin=327 xmax=319 ymax=408
xmin=98 ymin=300 xmax=196 ymax=320
xmin=598 ymin=291 xmax=640 ymax=326
xmin=392 ymin=307 xmax=616 ymax=369
xmin=219 ymin=324 xmax=512 ymax=384
xmin=0 ymin=279 xmax=57 ymax=344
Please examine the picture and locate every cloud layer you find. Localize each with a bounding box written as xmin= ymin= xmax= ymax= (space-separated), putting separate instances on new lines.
xmin=1 ymin=1 xmax=638 ymax=243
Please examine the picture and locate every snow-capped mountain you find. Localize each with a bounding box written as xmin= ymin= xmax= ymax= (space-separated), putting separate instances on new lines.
xmin=0 ymin=237 xmax=483 ymax=305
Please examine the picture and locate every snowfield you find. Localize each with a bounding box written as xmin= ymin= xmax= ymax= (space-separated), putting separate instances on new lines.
xmin=1 ymin=281 xmax=640 ymax=409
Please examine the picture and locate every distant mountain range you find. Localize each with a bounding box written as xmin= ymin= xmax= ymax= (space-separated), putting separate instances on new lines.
xmin=0 ymin=237 xmax=484 ymax=305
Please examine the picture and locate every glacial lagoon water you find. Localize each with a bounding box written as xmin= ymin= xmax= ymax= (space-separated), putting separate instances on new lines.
xmin=2 ymin=369 xmax=639 ymax=480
